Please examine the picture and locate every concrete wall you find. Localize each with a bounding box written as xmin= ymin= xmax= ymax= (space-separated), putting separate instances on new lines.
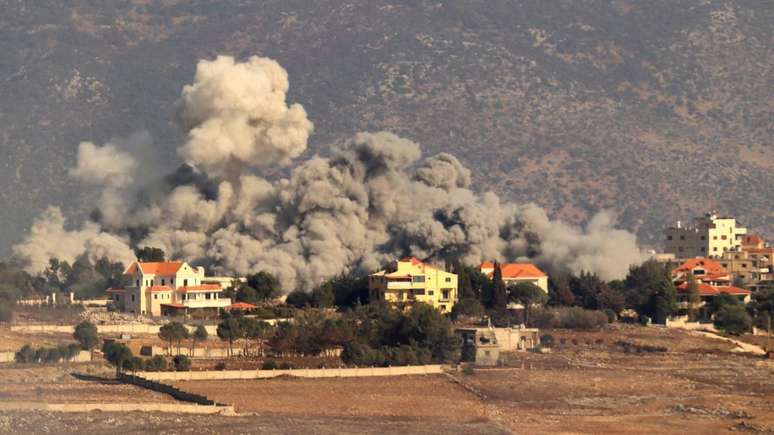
xmin=11 ymin=319 xmax=290 ymax=335
xmin=0 ymin=401 xmax=233 ymax=414
xmin=145 ymin=346 xmax=243 ymax=358
xmin=136 ymin=364 xmax=444 ymax=381
xmin=0 ymin=350 xmax=91 ymax=364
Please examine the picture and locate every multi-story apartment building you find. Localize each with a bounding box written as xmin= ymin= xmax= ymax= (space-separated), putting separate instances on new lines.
xmin=478 ymin=262 xmax=548 ymax=292
xmin=369 ymin=257 xmax=458 ymax=314
xmin=663 ymin=212 xmax=747 ymax=258
xmin=107 ymin=261 xmax=231 ymax=316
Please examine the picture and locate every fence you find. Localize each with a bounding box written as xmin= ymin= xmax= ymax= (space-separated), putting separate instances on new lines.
xmin=0 ymin=401 xmax=233 ymax=414
xmin=134 ymin=364 xmax=444 ymax=381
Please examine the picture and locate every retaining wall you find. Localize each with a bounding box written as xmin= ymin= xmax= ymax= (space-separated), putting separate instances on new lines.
xmin=0 ymin=401 xmax=233 ymax=414
xmin=11 ymin=319 xmax=289 ymax=335
xmin=135 ymin=364 xmax=444 ymax=381
xmin=0 ymin=350 xmax=91 ymax=364
xmin=119 ymin=373 xmax=230 ymax=406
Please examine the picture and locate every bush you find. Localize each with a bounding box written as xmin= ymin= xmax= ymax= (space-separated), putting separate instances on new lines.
xmin=214 ymin=362 xmax=226 ymax=371
xmin=616 ymin=340 xmax=667 ymax=354
xmin=451 ymin=298 xmax=485 ymax=321
xmin=172 ymin=355 xmax=191 ymax=371
xmin=123 ymin=356 xmax=145 ymax=372
xmin=529 ymin=308 xmax=558 ymax=329
xmin=145 ymin=355 xmax=167 ymax=371
xmin=279 ymin=362 xmax=293 ymax=370
xmin=604 ymin=309 xmax=617 ymax=323
xmin=714 ymin=305 xmax=752 ymax=335
xmin=556 ymin=307 xmax=608 ymax=330
xmin=73 ymin=321 xmax=99 ymax=350
xmin=462 ymin=364 xmax=475 ymax=375
xmin=15 ymin=343 xmax=82 ymax=364
xmin=262 ymin=359 xmax=278 ymax=370
xmin=540 ymin=334 xmax=554 ymax=348
xmin=15 ymin=344 xmax=36 ymax=363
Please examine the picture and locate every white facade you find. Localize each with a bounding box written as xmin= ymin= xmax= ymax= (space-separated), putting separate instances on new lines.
xmin=664 ymin=212 xmax=747 ymax=259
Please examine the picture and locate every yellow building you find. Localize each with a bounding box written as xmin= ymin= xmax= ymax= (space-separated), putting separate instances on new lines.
xmin=663 ymin=212 xmax=747 ymax=258
xmin=369 ymin=257 xmax=458 ymax=314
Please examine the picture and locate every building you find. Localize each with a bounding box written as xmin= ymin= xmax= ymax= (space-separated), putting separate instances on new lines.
xmin=369 ymin=257 xmax=458 ymax=314
xmin=671 ymin=258 xmax=751 ymax=321
xmin=479 ymin=262 xmax=548 ymax=292
xmin=455 ymin=325 xmax=540 ymax=366
xmin=719 ymin=250 xmax=768 ymax=284
xmin=663 ymin=212 xmax=747 ymax=258
xmin=107 ymin=261 xmax=231 ymax=316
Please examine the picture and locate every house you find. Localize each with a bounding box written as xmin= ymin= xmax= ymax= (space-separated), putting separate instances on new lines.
xmin=719 ymin=250 xmax=768 ymax=284
xmin=107 ymin=261 xmax=231 ymax=317
xmin=456 ymin=327 xmax=500 ymax=366
xmin=479 ymin=261 xmax=548 ymax=292
xmin=663 ymin=212 xmax=747 ymax=258
xmin=670 ymin=258 xmax=751 ymax=321
xmin=369 ymin=257 xmax=458 ymax=314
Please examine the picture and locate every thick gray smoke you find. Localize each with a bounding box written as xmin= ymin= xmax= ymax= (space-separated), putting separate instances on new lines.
xmin=13 ymin=55 xmax=646 ymax=288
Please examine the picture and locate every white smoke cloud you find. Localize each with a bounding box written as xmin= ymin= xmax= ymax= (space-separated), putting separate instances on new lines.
xmin=12 ymin=207 xmax=135 ymax=272
xmin=13 ymin=55 xmax=647 ymax=288
xmin=69 ymin=141 xmax=136 ymax=186
xmin=177 ymin=55 xmax=314 ymax=177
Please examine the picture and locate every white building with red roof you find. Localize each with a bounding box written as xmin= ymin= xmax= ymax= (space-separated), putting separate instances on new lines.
xmin=107 ymin=261 xmax=231 ymax=316
xmin=479 ymin=261 xmax=548 ymax=292
xmin=670 ymin=258 xmax=751 ymax=320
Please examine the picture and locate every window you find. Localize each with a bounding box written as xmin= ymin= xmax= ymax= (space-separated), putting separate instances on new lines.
xmin=680 ymin=236 xmax=685 ymax=240
xmin=161 ymin=279 xmax=165 ymax=285
xmin=413 ymin=289 xmax=425 ymax=295
xmin=205 ymin=293 xmax=211 ymax=300
xmin=428 ymin=290 xmax=434 ymax=296
xmin=713 ymin=247 xmax=718 ymax=252
xmin=678 ymin=247 xmax=684 ymax=252
xmin=445 ymin=277 xmax=451 ymax=282
xmin=741 ymin=264 xmax=747 ymax=268
xmin=183 ymin=279 xmax=188 ymax=286
xmin=412 ymin=276 xmax=425 ymax=283
xmin=131 ymin=295 xmax=135 ymax=302
xmin=700 ymin=236 xmax=706 ymax=240
xmin=154 ymin=294 xmax=157 ymax=300
xmin=721 ymin=235 xmax=727 ymax=240
xmin=442 ymin=290 xmax=450 ymax=300
xmin=713 ymin=236 xmax=718 ymax=240
xmin=667 ymin=235 xmax=673 ymax=240
xmin=700 ymin=247 xmax=706 ymax=252
xmin=136 ymin=279 xmax=140 ymax=286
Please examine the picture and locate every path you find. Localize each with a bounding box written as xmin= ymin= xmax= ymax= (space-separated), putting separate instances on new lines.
xmin=691 ymin=330 xmax=766 ymax=355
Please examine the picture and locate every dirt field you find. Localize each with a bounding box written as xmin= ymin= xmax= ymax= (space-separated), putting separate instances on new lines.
xmin=0 ymin=327 xmax=76 ymax=352
xmin=0 ymin=363 xmax=176 ymax=405
xmin=2 ymin=325 xmax=774 ymax=434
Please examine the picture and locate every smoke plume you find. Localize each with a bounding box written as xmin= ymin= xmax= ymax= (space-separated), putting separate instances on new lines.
xmin=13 ymin=55 xmax=646 ymax=289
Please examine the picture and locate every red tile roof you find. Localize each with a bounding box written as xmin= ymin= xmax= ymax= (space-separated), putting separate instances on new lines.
xmin=106 ymin=287 xmax=125 ymax=293
xmin=124 ymin=261 xmax=185 ymax=276
xmin=229 ymin=302 xmax=257 ymax=310
xmin=742 ymin=234 xmax=764 ymax=246
xmin=672 ymin=258 xmax=727 ymax=275
xmin=676 ymin=282 xmax=751 ymax=296
xmin=480 ymin=262 xmax=547 ymax=279
xmin=176 ymin=284 xmax=222 ymax=293
xmin=147 ymin=285 xmax=173 ymax=292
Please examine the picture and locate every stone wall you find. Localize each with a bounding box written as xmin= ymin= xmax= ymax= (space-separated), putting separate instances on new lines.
xmin=135 ymin=364 xmax=444 ymax=381
xmin=0 ymin=401 xmax=233 ymax=414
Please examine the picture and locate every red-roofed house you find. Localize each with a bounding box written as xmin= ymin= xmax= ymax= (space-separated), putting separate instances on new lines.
xmin=109 ymin=261 xmax=231 ymax=316
xmin=479 ymin=262 xmax=548 ymax=292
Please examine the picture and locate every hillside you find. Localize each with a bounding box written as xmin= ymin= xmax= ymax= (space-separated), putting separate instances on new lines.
xmin=0 ymin=0 xmax=771 ymax=258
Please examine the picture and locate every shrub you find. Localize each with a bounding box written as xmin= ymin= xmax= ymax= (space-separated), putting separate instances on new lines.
xmin=262 ymin=359 xmax=278 ymax=370
xmin=15 ymin=344 xmax=35 ymax=363
xmin=714 ymin=305 xmax=752 ymax=335
xmin=214 ymin=362 xmax=227 ymax=371
xmin=556 ymin=307 xmax=608 ymax=330
xmin=604 ymin=309 xmax=617 ymax=323
xmin=73 ymin=321 xmax=99 ymax=350
xmin=529 ymin=307 xmax=557 ymax=329
xmin=462 ymin=364 xmax=475 ymax=375
xmin=279 ymin=362 xmax=293 ymax=370
xmin=540 ymin=334 xmax=554 ymax=348
xmin=145 ymin=355 xmax=167 ymax=371
xmin=172 ymin=355 xmax=191 ymax=371
xmin=0 ymin=303 xmax=13 ymax=323
xmin=123 ymin=356 xmax=145 ymax=372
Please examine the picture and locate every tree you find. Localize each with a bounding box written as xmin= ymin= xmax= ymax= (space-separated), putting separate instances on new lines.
xmin=733 ymin=275 xmax=747 ymax=289
xmin=172 ymin=355 xmax=191 ymax=371
xmin=491 ymin=262 xmax=508 ymax=310
xmin=570 ymin=272 xmax=624 ymax=312
xmin=714 ymin=304 xmax=752 ymax=335
xmin=134 ymin=246 xmax=165 ymax=262
xmin=245 ymin=272 xmax=281 ymax=301
xmin=158 ymin=322 xmax=189 ymax=355
xmin=509 ymin=282 xmax=548 ymax=326
xmin=311 ymin=284 xmax=335 ymax=308
xmin=102 ymin=341 xmax=133 ymax=376
xmin=686 ymin=274 xmax=701 ymax=321
xmin=452 ymin=261 xmax=476 ymax=300
xmin=751 ymin=285 xmax=774 ymax=329
xmin=216 ymin=315 xmax=244 ymax=357
xmin=286 ymin=290 xmax=312 ymax=308
xmin=73 ymin=321 xmax=99 ymax=353
xmin=548 ymin=272 xmax=575 ymax=306
xmin=450 ymin=298 xmax=485 ymax=321
xmin=190 ymin=324 xmax=208 ymax=357
xmin=624 ymin=260 xmax=669 ymax=310
xmin=641 ymin=273 xmax=678 ymax=324
xmin=0 ymin=301 xmax=13 ymax=324
xmin=711 ymin=292 xmax=742 ymax=313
